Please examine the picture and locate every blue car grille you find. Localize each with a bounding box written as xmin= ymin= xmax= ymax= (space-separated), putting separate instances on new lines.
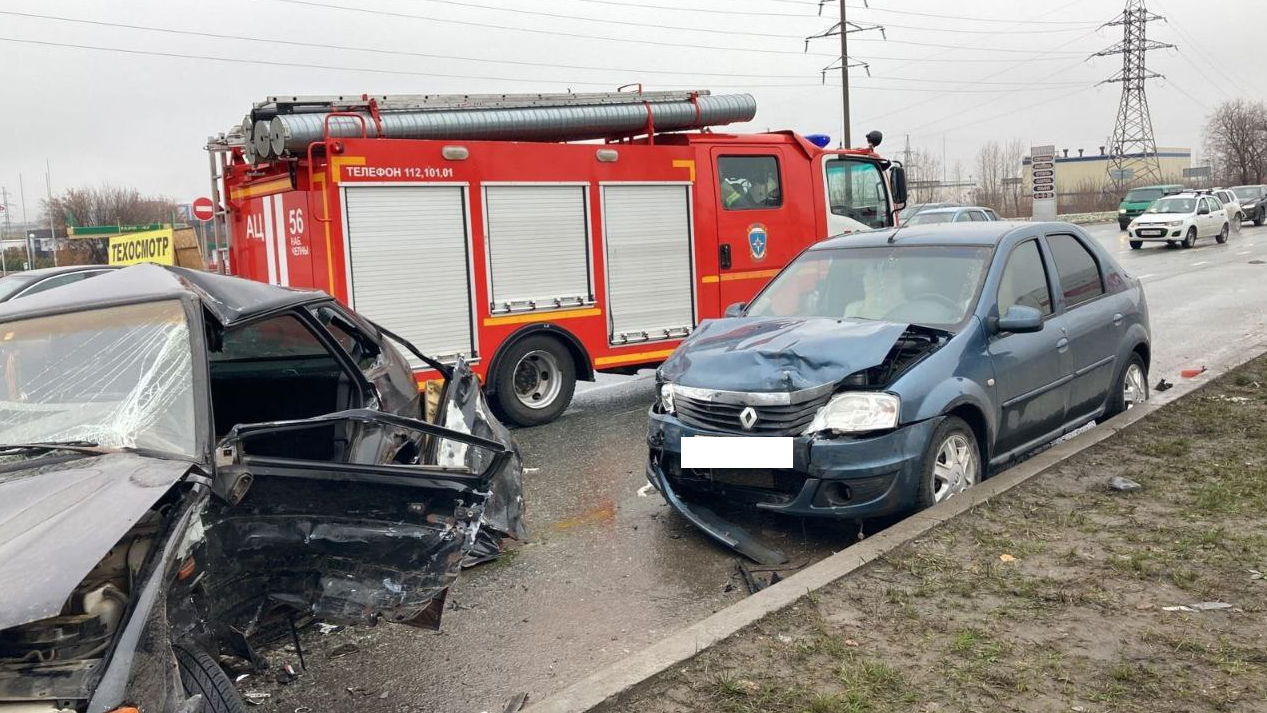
xmin=674 ymin=389 xmax=831 ymax=436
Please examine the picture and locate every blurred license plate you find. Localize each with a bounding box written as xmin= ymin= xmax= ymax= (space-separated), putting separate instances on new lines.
xmin=1139 ymin=229 xmax=1164 ymax=236
xmin=681 ymin=436 xmax=792 ymax=469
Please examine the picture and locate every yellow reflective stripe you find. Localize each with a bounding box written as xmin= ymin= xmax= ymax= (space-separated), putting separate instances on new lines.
xmin=330 ymin=155 xmax=367 ymax=183
xmin=482 ymin=307 xmax=601 ymax=327
xmin=229 ymin=177 xmax=291 ymax=200
xmin=700 ymin=268 xmax=781 ymax=284
xmin=671 ymin=159 xmax=696 ymax=182
xmin=594 ymin=348 xmax=676 ymax=367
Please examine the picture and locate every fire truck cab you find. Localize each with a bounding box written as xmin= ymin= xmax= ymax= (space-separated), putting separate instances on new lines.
xmin=207 ymin=91 xmax=907 ymax=426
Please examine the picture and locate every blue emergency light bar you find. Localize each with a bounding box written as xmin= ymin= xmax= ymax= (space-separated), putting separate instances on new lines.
xmin=805 ymin=134 xmax=832 ymax=148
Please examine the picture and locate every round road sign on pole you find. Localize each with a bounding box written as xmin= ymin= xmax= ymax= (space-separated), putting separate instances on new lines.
xmin=192 ymin=197 xmax=215 ymax=222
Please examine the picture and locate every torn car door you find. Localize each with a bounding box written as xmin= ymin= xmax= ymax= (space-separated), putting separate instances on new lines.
xmin=191 ymin=377 xmax=515 ymax=635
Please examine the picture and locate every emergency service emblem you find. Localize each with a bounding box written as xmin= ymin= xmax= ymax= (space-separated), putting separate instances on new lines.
xmin=747 ymin=223 xmax=768 ymax=261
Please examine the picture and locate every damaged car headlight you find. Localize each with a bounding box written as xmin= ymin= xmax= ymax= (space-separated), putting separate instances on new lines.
xmin=804 ymin=392 xmax=899 ymax=435
xmin=658 ymin=382 xmax=676 ymax=414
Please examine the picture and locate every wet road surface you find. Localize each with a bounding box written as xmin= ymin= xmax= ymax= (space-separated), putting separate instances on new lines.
xmin=259 ymin=222 xmax=1267 ymax=713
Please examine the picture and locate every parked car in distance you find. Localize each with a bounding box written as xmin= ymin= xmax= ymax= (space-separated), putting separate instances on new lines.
xmin=898 ymin=201 xmax=961 ymax=223
xmin=0 ymin=264 xmax=116 ymax=303
xmin=901 ymin=206 xmax=1000 ymax=226
xmin=1213 ymin=189 xmax=1244 ymax=223
xmin=1231 ymin=185 xmax=1267 ymax=226
xmin=1118 ymin=184 xmax=1185 ymax=229
xmin=1126 ymin=192 xmax=1230 ymax=249
xmin=0 ymin=264 xmax=525 ymax=712
xmin=647 ymin=222 xmax=1150 ymax=563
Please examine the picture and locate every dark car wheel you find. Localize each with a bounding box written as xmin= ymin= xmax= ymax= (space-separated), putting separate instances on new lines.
xmin=1182 ymin=227 xmax=1197 ymax=249
xmin=490 ymin=335 xmax=577 ymax=426
xmin=1255 ymin=209 xmax=1264 ymax=227
xmin=916 ymin=416 xmax=982 ymax=511
xmin=1104 ymin=353 xmax=1149 ymax=419
xmin=1129 ymin=240 xmax=1143 ymax=250
xmin=1216 ymin=223 xmax=1229 ymax=244
xmin=173 ymin=644 xmax=247 ymax=713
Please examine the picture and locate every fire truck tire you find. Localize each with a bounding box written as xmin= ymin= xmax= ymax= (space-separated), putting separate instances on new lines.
xmin=490 ymin=335 xmax=577 ymax=426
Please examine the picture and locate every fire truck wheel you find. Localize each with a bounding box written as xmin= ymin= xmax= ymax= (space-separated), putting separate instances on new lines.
xmin=491 ymin=335 xmax=577 ymax=426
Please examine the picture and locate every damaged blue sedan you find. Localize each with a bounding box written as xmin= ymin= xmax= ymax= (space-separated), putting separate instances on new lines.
xmin=647 ymin=222 xmax=1150 ymax=563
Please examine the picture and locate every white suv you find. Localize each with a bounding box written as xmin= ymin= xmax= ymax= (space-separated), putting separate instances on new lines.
xmin=1127 ymin=192 xmax=1229 ymax=249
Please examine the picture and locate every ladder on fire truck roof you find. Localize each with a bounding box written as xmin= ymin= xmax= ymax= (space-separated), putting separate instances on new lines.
xmin=253 ymin=89 xmax=714 ymax=115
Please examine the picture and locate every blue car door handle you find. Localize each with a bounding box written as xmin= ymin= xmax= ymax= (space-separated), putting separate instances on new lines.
xmin=1113 ymin=312 xmax=1124 ymax=325
xmin=1056 ymin=336 xmax=1069 ymax=351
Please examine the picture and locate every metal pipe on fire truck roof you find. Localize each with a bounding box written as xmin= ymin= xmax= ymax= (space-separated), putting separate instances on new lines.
xmin=266 ymin=93 xmax=757 ymax=157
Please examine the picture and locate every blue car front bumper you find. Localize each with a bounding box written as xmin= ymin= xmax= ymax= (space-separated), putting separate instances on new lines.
xmin=646 ymin=410 xmax=940 ymax=521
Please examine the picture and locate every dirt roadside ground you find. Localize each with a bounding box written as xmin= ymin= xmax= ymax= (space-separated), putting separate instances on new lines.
xmin=598 ymin=356 xmax=1267 ymax=713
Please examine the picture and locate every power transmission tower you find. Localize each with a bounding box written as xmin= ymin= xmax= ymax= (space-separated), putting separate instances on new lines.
xmin=805 ymin=0 xmax=884 ymax=148
xmin=1092 ymin=0 xmax=1174 ymax=188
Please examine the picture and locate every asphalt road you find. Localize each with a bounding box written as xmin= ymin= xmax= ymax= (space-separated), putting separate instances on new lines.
xmin=259 ymin=221 xmax=1267 ymax=713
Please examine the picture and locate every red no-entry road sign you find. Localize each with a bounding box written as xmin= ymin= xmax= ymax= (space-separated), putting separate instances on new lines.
xmin=192 ymin=197 xmax=215 ymax=221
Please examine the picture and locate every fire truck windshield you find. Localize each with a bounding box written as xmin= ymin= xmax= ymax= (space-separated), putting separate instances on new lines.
xmin=825 ymin=158 xmax=891 ymax=231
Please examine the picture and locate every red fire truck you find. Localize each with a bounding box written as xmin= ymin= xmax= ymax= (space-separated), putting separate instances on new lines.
xmin=206 ymin=90 xmax=907 ymax=425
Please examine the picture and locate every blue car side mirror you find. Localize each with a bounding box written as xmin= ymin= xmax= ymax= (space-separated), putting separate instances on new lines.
xmin=996 ymin=305 xmax=1044 ymax=334
xmin=724 ymin=302 xmax=747 ymax=318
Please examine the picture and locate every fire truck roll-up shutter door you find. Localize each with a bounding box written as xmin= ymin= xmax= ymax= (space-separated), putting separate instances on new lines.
xmin=342 ymin=185 xmax=476 ymax=366
xmin=602 ymin=184 xmax=695 ymax=345
xmin=484 ymin=185 xmax=592 ymax=313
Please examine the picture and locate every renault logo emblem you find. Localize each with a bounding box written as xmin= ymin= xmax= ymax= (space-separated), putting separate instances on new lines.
xmin=739 ymin=406 xmax=758 ymax=431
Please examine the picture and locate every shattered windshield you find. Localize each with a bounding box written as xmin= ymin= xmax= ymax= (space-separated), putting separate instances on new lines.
xmin=746 ymin=245 xmax=992 ymax=328
xmin=0 ymin=300 xmax=198 ymax=457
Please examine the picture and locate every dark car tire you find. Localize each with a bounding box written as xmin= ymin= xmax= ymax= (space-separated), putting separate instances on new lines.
xmin=1104 ymin=352 xmax=1149 ymax=419
xmin=1129 ymin=240 xmax=1143 ymax=250
xmin=915 ymin=416 xmax=982 ymax=511
xmin=1216 ymin=223 xmax=1229 ymax=244
xmin=173 ymin=644 xmax=247 ymax=713
xmin=1254 ymin=211 xmax=1264 ymax=227
xmin=489 ymin=335 xmax=577 ymax=426
xmin=1182 ymin=227 xmax=1197 ymax=249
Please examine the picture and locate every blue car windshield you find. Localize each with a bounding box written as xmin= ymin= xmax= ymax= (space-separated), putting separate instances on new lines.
xmin=746 ymin=245 xmax=993 ymax=328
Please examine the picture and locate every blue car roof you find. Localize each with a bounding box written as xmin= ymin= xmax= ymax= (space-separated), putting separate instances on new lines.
xmin=814 ymin=221 xmax=1072 ymax=250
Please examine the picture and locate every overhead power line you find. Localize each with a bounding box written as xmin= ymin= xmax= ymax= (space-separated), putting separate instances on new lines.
xmin=259 ymin=0 xmax=833 ymax=55
xmin=257 ymin=0 xmax=1090 ymax=57
xmin=0 ymin=10 xmax=1099 ymax=84
xmin=0 ymin=35 xmax=1093 ymax=92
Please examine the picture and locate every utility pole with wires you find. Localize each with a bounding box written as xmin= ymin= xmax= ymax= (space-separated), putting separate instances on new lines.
xmin=806 ymin=0 xmax=884 ymax=148
xmin=1093 ymin=0 xmax=1174 ymax=188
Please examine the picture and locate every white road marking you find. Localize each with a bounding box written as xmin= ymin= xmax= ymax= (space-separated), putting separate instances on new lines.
xmin=1137 ymin=274 xmax=1155 ymax=280
xmin=1238 ymin=250 xmax=1252 ymax=255
xmin=1192 ymin=261 xmax=1209 ymax=266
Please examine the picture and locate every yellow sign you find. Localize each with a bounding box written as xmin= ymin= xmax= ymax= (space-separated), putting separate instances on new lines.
xmin=108 ymin=228 xmax=175 ymax=266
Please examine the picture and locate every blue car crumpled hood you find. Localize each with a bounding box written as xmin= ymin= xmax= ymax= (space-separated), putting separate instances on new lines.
xmin=659 ymin=316 xmax=911 ymax=392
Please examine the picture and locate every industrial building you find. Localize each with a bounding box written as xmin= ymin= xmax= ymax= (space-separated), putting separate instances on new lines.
xmin=1022 ymin=147 xmax=1192 ymax=193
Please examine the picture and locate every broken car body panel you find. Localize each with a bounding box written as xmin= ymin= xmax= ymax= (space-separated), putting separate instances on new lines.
xmin=649 ymin=223 xmax=1149 ymax=560
xmin=0 ymin=264 xmax=524 ymax=711
xmin=657 ymin=316 xmax=911 ymax=393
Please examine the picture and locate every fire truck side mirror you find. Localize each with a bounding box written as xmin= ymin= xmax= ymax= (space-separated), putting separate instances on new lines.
xmin=890 ymin=165 xmax=908 ymax=206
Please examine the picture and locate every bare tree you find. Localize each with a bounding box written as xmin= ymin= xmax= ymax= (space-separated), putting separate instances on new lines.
xmin=905 ymin=147 xmax=943 ymax=203
xmin=970 ymin=139 xmax=1026 ymax=216
xmin=972 ymin=141 xmax=1005 ymax=211
xmin=43 ymin=184 xmax=177 ymax=263
xmin=1204 ymin=99 xmax=1267 ymax=185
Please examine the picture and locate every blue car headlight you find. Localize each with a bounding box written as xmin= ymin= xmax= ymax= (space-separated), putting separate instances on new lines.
xmin=804 ymin=392 xmax=900 ymax=435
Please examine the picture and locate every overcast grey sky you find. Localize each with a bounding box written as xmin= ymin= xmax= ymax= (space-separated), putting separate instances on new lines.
xmin=0 ymin=0 xmax=1259 ymax=216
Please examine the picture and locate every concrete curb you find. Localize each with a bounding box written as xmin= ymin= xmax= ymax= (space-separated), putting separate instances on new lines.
xmin=527 ymin=340 xmax=1267 ymax=713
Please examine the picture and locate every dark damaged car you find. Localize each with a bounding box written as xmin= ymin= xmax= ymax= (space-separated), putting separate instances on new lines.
xmin=0 ymin=264 xmax=524 ymax=712
xmin=647 ymin=223 xmax=1150 ymax=563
